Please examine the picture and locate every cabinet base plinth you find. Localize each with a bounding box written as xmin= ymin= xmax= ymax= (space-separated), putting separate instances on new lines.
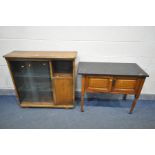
xmin=20 ymin=102 xmax=74 ymax=109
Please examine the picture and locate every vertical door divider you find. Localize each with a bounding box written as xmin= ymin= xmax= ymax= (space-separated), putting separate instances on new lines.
xmin=49 ymin=60 xmax=56 ymax=104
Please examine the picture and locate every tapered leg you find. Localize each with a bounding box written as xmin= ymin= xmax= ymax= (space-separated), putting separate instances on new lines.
xmin=129 ymin=95 xmax=139 ymax=114
xmin=81 ymin=93 xmax=84 ymax=112
xmin=129 ymin=78 xmax=145 ymax=114
xmin=81 ymin=76 xmax=85 ymax=112
xmin=123 ymin=94 xmax=127 ymax=100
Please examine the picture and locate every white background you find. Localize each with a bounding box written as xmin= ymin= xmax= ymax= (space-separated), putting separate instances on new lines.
xmin=0 ymin=130 xmax=155 ymax=155
xmin=0 ymin=0 xmax=155 ymax=155
xmin=0 ymin=26 xmax=155 ymax=94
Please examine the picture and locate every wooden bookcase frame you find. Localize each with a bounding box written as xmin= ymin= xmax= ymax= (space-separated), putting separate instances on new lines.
xmin=4 ymin=51 xmax=77 ymax=108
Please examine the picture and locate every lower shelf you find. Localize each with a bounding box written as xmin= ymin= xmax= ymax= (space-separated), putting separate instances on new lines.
xmin=20 ymin=101 xmax=74 ymax=108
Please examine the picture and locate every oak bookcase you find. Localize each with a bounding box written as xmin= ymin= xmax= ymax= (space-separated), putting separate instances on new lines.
xmin=4 ymin=51 xmax=77 ymax=108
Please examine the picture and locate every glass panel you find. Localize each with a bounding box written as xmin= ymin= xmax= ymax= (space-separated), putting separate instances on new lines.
xmin=10 ymin=61 xmax=52 ymax=102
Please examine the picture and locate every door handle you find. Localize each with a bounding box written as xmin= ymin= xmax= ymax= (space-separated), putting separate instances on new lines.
xmin=112 ymin=79 xmax=116 ymax=87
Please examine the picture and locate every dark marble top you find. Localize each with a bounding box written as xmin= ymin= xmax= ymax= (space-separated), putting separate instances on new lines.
xmin=78 ymin=62 xmax=149 ymax=77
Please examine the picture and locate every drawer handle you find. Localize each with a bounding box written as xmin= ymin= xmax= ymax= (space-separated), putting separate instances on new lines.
xmin=112 ymin=79 xmax=116 ymax=87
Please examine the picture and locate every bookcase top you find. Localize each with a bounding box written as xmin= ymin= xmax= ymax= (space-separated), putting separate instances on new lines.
xmin=4 ymin=51 xmax=77 ymax=59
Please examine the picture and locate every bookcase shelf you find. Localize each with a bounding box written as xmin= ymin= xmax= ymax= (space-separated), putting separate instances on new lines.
xmin=52 ymin=60 xmax=73 ymax=74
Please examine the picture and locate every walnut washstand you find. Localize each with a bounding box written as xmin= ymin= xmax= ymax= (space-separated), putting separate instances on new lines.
xmin=78 ymin=62 xmax=149 ymax=113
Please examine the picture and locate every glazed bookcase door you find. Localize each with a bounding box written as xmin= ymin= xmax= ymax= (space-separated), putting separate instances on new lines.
xmin=9 ymin=60 xmax=53 ymax=103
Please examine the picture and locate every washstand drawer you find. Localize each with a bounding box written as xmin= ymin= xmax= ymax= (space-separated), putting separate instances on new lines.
xmin=112 ymin=77 xmax=140 ymax=94
xmin=86 ymin=76 xmax=113 ymax=92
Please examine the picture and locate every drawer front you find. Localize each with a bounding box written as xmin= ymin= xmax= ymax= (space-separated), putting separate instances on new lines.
xmin=86 ymin=76 xmax=112 ymax=92
xmin=112 ymin=77 xmax=139 ymax=94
